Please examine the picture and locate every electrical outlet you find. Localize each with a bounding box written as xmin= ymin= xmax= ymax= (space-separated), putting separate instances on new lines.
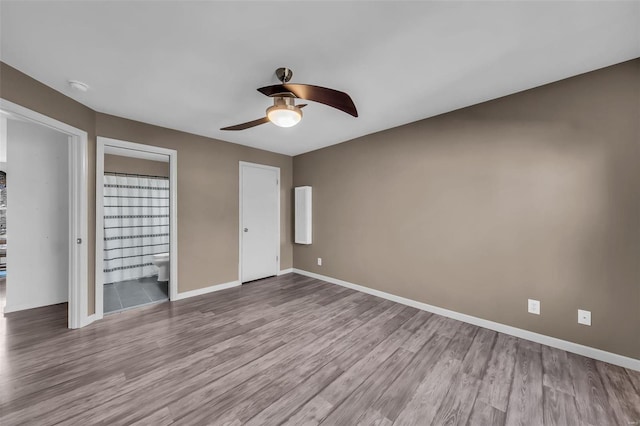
xmin=528 ymin=299 xmax=540 ymax=315
xmin=317 ymin=257 xmax=322 ymax=266
xmin=578 ymin=309 xmax=591 ymax=326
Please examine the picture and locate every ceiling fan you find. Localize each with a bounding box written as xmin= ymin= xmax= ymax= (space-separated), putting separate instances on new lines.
xmin=220 ymin=67 xmax=358 ymax=131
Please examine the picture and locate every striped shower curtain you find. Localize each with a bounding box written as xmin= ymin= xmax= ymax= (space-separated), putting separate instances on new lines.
xmin=103 ymin=174 xmax=170 ymax=284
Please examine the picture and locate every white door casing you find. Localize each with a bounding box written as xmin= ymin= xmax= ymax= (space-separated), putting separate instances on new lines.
xmin=239 ymin=162 xmax=280 ymax=283
xmin=0 ymin=98 xmax=89 ymax=329
xmin=95 ymin=137 xmax=178 ymax=320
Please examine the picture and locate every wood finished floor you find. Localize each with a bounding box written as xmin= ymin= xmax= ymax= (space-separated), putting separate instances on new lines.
xmin=1 ymin=274 xmax=639 ymax=425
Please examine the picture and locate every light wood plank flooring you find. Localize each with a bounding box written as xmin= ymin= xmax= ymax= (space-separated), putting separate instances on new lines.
xmin=1 ymin=274 xmax=639 ymax=425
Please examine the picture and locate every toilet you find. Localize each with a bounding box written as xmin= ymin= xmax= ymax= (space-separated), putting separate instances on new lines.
xmin=152 ymin=252 xmax=170 ymax=282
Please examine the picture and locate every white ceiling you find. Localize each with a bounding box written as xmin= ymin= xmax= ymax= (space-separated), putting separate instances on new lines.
xmin=1 ymin=1 xmax=639 ymax=156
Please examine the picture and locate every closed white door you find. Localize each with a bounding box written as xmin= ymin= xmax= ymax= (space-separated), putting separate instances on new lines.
xmin=240 ymin=163 xmax=279 ymax=283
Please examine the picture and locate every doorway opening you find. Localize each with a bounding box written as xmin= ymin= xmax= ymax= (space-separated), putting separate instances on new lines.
xmin=102 ymin=165 xmax=170 ymax=313
xmin=0 ymin=99 xmax=88 ymax=329
xmin=95 ymin=137 xmax=177 ymax=319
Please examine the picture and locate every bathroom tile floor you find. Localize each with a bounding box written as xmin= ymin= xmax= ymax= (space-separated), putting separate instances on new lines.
xmin=104 ymin=276 xmax=168 ymax=314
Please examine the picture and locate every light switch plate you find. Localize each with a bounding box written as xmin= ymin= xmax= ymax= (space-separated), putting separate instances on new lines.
xmin=528 ymin=299 xmax=540 ymax=315
xmin=578 ymin=309 xmax=591 ymax=326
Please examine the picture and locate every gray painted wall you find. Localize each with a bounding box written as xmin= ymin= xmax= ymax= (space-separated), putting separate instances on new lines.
xmin=293 ymin=59 xmax=640 ymax=359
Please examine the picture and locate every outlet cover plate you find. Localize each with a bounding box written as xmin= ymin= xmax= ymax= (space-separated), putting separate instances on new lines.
xmin=578 ymin=309 xmax=591 ymax=326
xmin=317 ymin=258 xmax=322 ymax=266
xmin=528 ymin=299 xmax=540 ymax=315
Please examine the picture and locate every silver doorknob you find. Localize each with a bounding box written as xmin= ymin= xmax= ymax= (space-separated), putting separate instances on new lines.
xmin=244 ymin=228 xmax=248 ymax=232
xmin=77 ymin=238 xmax=82 ymax=244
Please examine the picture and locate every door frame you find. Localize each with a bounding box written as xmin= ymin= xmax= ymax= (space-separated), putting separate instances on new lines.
xmin=0 ymin=98 xmax=89 ymax=329
xmin=95 ymin=137 xmax=178 ymax=320
xmin=238 ymin=161 xmax=280 ymax=283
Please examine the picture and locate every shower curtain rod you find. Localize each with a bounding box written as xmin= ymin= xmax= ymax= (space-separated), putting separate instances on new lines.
xmin=104 ymin=172 xmax=169 ymax=180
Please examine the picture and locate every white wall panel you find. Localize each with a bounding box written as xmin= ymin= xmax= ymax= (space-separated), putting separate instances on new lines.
xmin=295 ymin=186 xmax=312 ymax=244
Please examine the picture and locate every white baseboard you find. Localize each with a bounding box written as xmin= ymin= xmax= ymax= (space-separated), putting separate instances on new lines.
xmin=278 ymin=268 xmax=293 ymax=276
xmin=4 ymin=297 xmax=69 ymax=314
xmin=292 ymin=269 xmax=640 ymax=372
xmin=173 ymin=280 xmax=240 ymax=301
xmin=3 ymin=299 xmax=96 ymax=329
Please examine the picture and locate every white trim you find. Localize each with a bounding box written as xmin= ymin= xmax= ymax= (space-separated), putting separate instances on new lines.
xmin=81 ymin=314 xmax=96 ymax=328
xmin=0 ymin=99 xmax=89 ymax=329
xmin=238 ymin=161 xmax=281 ymax=283
xmin=4 ymin=297 xmax=69 ymax=313
xmin=292 ymin=268 xmax=640 ymax=372
xmin=70 ymin=129 xmax=89 ymax=329
xmin=95 ymin=139 xmax=105 ymax=320
xmin=169 ymin=151 xmax=178 ymax=301
xmin=104 ymin=145 xmax=169 ymax=162
xmin=278 ymin=268 xmax=293 ymax=276
xmin=95 ymin=137 xmax=178 ymax=321
xmin=0 ymin=116 xmax=7 ymax=164
xmin=173 ymin=280 xmax=240 ymax=301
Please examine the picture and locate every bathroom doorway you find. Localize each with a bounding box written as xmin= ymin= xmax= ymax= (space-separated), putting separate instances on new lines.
xmin=95 ymin=137 xmax=177 ymax=319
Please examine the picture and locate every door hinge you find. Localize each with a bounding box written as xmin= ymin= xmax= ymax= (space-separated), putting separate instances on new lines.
xmin=276 ymin=179 xmax=279 ymax=185
xmin=276 ymin=256 xmax=279 ymax=261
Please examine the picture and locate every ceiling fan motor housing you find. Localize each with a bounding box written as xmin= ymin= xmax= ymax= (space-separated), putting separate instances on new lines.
xmin=273 ymin=97 xmax=296 ymax=107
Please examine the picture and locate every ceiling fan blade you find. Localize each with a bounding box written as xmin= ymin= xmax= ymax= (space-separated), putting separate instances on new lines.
xmin=220 ymin=116 xmax=269 ymax=131
xmin=257 ymin=84 xmax=358 ymax=117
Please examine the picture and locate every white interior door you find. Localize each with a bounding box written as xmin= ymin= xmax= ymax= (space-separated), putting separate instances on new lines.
xmin=240 ymin=162 xmax=279 ymax=283
xmin=5 ymin=119 xmax=70 ymax=312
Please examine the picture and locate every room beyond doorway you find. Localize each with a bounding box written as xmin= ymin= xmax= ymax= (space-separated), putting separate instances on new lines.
xmin=102 ymin=164 xmax=170 ymax=314
xmin=95 ymin=137 xmax=178 ymax=320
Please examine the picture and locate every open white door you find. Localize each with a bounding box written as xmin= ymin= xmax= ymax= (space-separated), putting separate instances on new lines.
xmin=6 ymin=120 xmax=70 ymax=312
xmin=240 ymin=162 xmax=279 ymax=283
xmin=0 ymin=99 xmax=88 ymax=329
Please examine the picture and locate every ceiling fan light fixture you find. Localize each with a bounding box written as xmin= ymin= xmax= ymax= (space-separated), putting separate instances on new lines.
xmin=266 ymin=104 xmax=302 ymax=128
xmin=220 ymin=67 xmax=357 ymax=131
